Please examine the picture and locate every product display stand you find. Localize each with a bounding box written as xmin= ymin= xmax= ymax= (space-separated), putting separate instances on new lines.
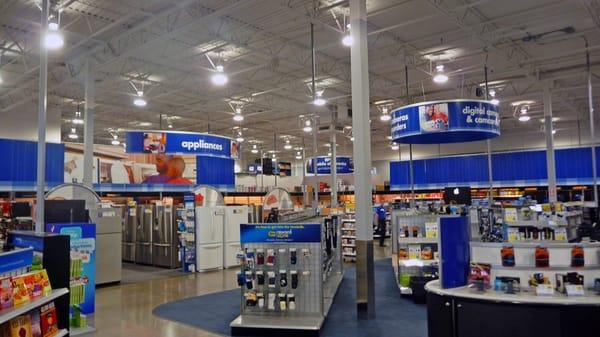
xmin=391 ymin=210 xmax=440 ymax=296
xmin=230 ymin=217 xmax=343 ymax=337
xmin=341 ymin=219 xmax=356 ymax=261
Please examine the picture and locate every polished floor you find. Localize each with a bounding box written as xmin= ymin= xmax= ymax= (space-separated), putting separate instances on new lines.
xmin=92 ymin=242 xmax=392 ymax=337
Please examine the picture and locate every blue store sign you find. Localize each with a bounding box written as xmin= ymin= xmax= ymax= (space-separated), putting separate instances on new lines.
xmin=240 ymin=223 xmax=321 ymax=243
xmin=391 ymin=100 xmax=500 ymax=144
xmin=306 ymin=156 xmax=354 ymax=174
xmin=125 ymin=131 xmax=240 ymax=159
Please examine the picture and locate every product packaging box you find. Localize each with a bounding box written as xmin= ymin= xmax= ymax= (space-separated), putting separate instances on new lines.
xmin=40 ymin=302 xmax=59 ymax=337
xmin=11 ymin=275 xmax=30 ymax=306
xmin=10 ymin=314 xmax=33 ymax=337
xmin=0 ymin=276 xmax=13 ymax=309
xmin=425 ymin=222 xmax=438 ymax=238
xmin=408 ymin=245 xmax=421 ymax=259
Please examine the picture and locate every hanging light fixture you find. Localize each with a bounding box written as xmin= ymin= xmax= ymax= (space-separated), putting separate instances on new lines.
xmin=295 ymin=151 xmax=302 ymax=160
xmin=233 ymin=107 xmax=244 ymax=122
xmin=303 ymin=119 xmax=313 ymax=133
xmin=45 ymin=21 xmax=64 ymax=50
xmin=432 ymin=64 xmax=449 ymax=84
xmin=518 ymin=106 xmax=530 ymax=122
xmin=342 ymin=34 xmax=353 ymax=46
xmin=111 ymin=134 xmax=120 ymax=146
xmin=211 ymin=65 xmax=228 ymax=86
xmin=379 ymin=106 xmax=392 ymax=122
xmin=72 ymin=107 xmax=83 ymax=124
xmin=390 ymin=142 xmax=399 ymax=151
xmin=284 ymin=139 xmax=292 ymax=150
xmin=271 ymin=153 xmax=277 ymax=162
xmin=133 ymin=90 xmax=147 ymax=107
xmin=68 ymin=128 xmax=78 ymax=140
xmin=251 ymin=144 xmax=259 ymax=154
xmin=313 ymin=90 xmax=326 ymax=106
xmin=236 ymin=130 xmax=244 ymax=143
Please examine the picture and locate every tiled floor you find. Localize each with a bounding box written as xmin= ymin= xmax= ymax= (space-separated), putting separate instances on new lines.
xmin=91 ymin=241 xmax=392 ymax=337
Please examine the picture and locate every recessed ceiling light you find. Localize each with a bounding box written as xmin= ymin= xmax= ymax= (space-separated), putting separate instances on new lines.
xmin=511 ymin=100 xmax=535 ymax=107
xmin=139 ymin=122 xmax=152 ymax=127
xmin=380 ymin=114 xmax=391 ymax=122
xmin=45 ymin=22 xmax=64 ymax=50
xmin=432 ymin=65 xmax=448 ymax=84
xmin=518 ymin=115 xmax=530 ymax=122
xmin=490 ymin=98 xmax=499 ymax=105
xmin=211 ymin=66 xmax=228 ymax=86
xmin=133 ymin=98 xmax=147 ymax=107
xmin=342 ymin=34 xmax=353 ymax=46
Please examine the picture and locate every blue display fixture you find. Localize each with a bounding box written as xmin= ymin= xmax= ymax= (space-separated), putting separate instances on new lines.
xmin=240 ymin=223 xmax=321 ymax=243
xmin=196 ymin=156 xmax=235 ymax=190
xmin=391 ymin=100 xmax=500 ymax=144
xmin=306 ymin=156 xmax=354 ymax=174
xmin=438 ymin=216 xmax=470 ymax=289
xmin=0 ymin=138 xmax=64 ymax=185
xmin=0 ymin=247 xmax=33 ymax=274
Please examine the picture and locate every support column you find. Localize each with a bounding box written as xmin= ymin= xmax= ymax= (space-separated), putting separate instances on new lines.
xmin=484 ymin=65 xmax=494 ymax=205
xmin=302 ymin=146 xmax=309 ymax=207
xmin=331 ymin=110 xmax=338 ymax=208
xmin=35 ymin=0 xmax=49 ymax=232
xmin=586 ymin=43 xmax=598 ymax=206
xmin=83 ymin=59 xmax=95 ymax=187
xmin=409 ymin=144 xmax=415 ymax=208
xmin=310 ymin=23 xmax=319 ymax=210
xmin=350 ymin=0 xmax=375 ymax=319
xmin=544 ymin=82 xmax=558 ymax=203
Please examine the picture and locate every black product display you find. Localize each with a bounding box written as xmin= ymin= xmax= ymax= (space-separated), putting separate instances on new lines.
xmin=10 ymin=202 xmax=31 ymax=217
xmin=290 ymin=248 xmax=297 ymax=265
xmin=237 ymin=272 xmax=244 ymax=286
xmin=265 ymin=208 xmax=279 ymax=223
xmin=279 ymin=270 xmax=287 ymax=288
xmin=331 ymin=216 xmax=338 ymax=248
xmin=291 ymin=270 xmax=298 ymax=289
xmin=256 ymin=271 xmax=265 ymax=285
xmin=443 ymin=187 xmax=471 ymax=205
xmin=245 ymin=271 xmax=254 ymax=290
xmin=324 ymin=218 xmax=332 ymax=258
xmin=44 ymin=199 xmax=88 ymax=224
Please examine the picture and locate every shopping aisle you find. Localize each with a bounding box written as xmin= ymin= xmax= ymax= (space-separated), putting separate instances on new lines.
xmin=91 ymin=240 xmax=395 ymax=337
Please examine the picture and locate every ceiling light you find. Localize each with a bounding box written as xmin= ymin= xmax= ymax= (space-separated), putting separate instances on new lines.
xmin=251 ymin=144 xmax=258 ymax=154
xmin=72 ymin=118 xmax=84 ymax=125
xmin=137 ymin=90 xmax=144 ymax=97
xmin=342 ymin=35 xmax=353 ymax=46
xmin=233 ymin=114 xmax=244 ymax=122
xmin=284 ymin=139 xmax=292 ymax=150
xmin=432 ymin=64 xmax=448 ymax=84
xmin=511 ymin=100 xmax=535 ymax=106
xmin=518 ymin=115 xmax=530 ymax=122
xmin=520 ymin=106 xmax=528 ymax=114
xmin=111 ymin=139 xmax=120 ymax=145
xmin=168 ymin=124 xmax=173 ymax=129
xmin=139 ymin=121 xmax=152 ymax=127
xmin=490 ymin=98 xmax=499 ymax=105
xmin=350 ymin=136 xmax=354 ymax=141
xmin=44 ymin=22 xmax=64 ymax=50
xmin=211 ymin=65 xmax=228 ymax=86
xmin=552 ymin=129 xmax=557 ymax=135
xmin=303 ymin=120 xmax=313 ymax=133
xmin=489 ymin=89 xmax=496 ymax=97
xmin=540 ymin=117 xmax=560 ymax=123
xmin=68 ymin=128 xmax=78 ymax=140
xmin=386 ymin=135 xmax=392 ymax=140
xmin=296 ymin=155 xmax=302 ymax=160
xmin=391 ymin=142 xmax=400 ymax=151
xmin=327 ymin=152 xmax=332 ymax=156
xmin=133 ymin=98 xmax=147 ymax=107
xmin=380 ymin=113 xmax=391 ymax=122
xmin=313 ymin=97 xmax=326 ymax=106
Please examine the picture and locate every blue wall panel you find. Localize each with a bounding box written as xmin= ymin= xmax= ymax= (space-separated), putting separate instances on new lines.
xmin=390 ymin=146 xmax=600 ymax=189
xmin=196 ymin=156 xmax=234 ymax=188
xmin=0 ymin=139 xmax=64 ymax=184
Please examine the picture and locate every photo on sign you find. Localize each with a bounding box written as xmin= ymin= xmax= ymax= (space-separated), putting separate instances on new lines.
xmin=230 ymin=140 xmax=240 ymax=159
xmin=142 ymin=132 xmax=166 ymax=153
xmin=419 ymin=103 xmax=449 ymax=132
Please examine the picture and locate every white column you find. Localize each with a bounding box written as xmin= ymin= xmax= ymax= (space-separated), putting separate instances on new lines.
xmin=544 ymin=82 xmax=557 ymax=203
xmin=35 ymin=0 xmax=49 ymax=232
xmin=350 ymin=0 xmax=375 ymax=319
xmin=83 ymin=59 xmax=95 ymax=187
xmin=331 ymin=111 xmax=338 ymax=207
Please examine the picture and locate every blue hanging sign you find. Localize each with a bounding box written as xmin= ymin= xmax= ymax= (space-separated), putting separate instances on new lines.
xmin=391 ymin=100 xmax=500 ymax=144
xmin=125 ymin=131 xmax=240 ymax=159
xmin=306 ymin=156 xmax=354 ymax=174
xmin=240 ymin=223 xmax=321 ymax=243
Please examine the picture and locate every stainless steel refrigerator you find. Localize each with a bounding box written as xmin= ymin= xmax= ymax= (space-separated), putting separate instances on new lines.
xmin=135 ymin=204 xmax=154 ymax=265
xmin=122 ymin=204 xmax=137 ymax=263
xmin=152 ymin=204 xmax=180 ymax=268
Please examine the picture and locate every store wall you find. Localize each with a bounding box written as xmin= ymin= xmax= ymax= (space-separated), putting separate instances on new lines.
xmin=0 ymin=103 xmax=62 ymax=143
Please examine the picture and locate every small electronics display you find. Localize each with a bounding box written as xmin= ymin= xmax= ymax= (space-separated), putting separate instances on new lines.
xmin=443 ymin=187 xmax=471 ymax=206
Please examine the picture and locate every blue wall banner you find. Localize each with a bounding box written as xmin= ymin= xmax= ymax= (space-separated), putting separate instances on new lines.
xmin=196 ymin=156 xmax=235 ymax=189
xmin=391 ymin=100 xmax=500 ymax=144
xmin=45 ymin=223 xmax=96 ymax=316
xmin=125 ymin=130 xmax=240 ymax=159
xmin=306 ymin=156 xmax=354 ymax=174
xmin=240 ymin=223 xmax=321 ymax=243
xmin=390 ymin=146 xmax=600 ymax=189
xmin=0 ymin=138 xmax=64 ymax=185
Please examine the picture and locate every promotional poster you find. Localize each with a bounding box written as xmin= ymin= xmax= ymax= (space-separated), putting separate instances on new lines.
xmin=240 ymin=223 xmax=321 ymax=243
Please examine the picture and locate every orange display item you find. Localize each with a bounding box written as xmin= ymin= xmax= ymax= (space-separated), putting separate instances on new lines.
xmin=535 ymin=246 xmax=549 ymax=268
xmin=11 ymin=276 xmax=30 ymax=306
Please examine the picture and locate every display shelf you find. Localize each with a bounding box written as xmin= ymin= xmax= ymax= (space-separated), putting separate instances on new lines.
xmin=488 ymin=264 xmax=600 ymax=271
xmin=397 ymin=237 xmax=438 ymax=244
xmin=398 ymin=259 xmax=439 ymax=267
xmin=70 ymin=325 xmax=97 ymax=336
xmin=0 ymin=288 xmax=69 ymax=325
xmin=343 ymin=252 xmax=357 ymax=257
xmin=470 ymin=241 xmax=600 ymax=248
xmin=342 ymin=244 xmax=356 ymax=247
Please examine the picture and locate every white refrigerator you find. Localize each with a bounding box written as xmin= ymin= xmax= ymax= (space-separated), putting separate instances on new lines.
xmin=195 ymin=206 xmax=225 ymax=271
xmin=224 ymin=206 xmax=248 ymax=268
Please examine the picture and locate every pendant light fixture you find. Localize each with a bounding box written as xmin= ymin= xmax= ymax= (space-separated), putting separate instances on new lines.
xmin=432 ymin=64 xmax=449 ymax=84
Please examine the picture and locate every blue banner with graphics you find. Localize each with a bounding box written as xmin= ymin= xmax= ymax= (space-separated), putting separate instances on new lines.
xmin=240 ymin=223 xmax=321 ymax=243
xmin=306 ymin=156 xmax=354 ymax=174
xmin=45 ymin=223 xmax=96 ymax=315
xmin=125 ymin=131 xmax=239 ymax=159
xmin=391 ymin=100 xmax=500 ymax=144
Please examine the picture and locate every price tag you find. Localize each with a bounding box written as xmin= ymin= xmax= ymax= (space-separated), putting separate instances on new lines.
xmin=535 ymin=284 xmax=554 ymax=296
xmin=566 ymin=284 xmax=584 ymax=296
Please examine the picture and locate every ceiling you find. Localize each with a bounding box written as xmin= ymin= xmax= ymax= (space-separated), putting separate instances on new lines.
xmin=1 ymin=0 xmax=600 ymax=161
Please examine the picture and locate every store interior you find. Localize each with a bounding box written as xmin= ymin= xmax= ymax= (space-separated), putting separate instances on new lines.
xmin=1 ymin=1 xmax=600 ymax=337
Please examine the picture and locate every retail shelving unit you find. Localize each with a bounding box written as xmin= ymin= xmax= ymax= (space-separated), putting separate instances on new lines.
xmin=341 ymin=219 xmax=356 ymax=261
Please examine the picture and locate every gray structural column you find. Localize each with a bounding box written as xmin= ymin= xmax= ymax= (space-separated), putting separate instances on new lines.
xmin=83 ymin=59 xmax=95 ymax=187
xmin=409 ymin=144 xmax=415 ymax=208
xmin=310 ymin=23 xmax=319 ymax=210
xmin=331 ymin=110 xmax=338 ymax=207
xmin=587 ymin=44 xmax=598 ymax=206
xmin=544 ymin=82 xmax=558 ymax=203
xmin=350 ymin=0 xmax=375 ymax=319
xmin=36 ymin=0 xmax=49 ymax=232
